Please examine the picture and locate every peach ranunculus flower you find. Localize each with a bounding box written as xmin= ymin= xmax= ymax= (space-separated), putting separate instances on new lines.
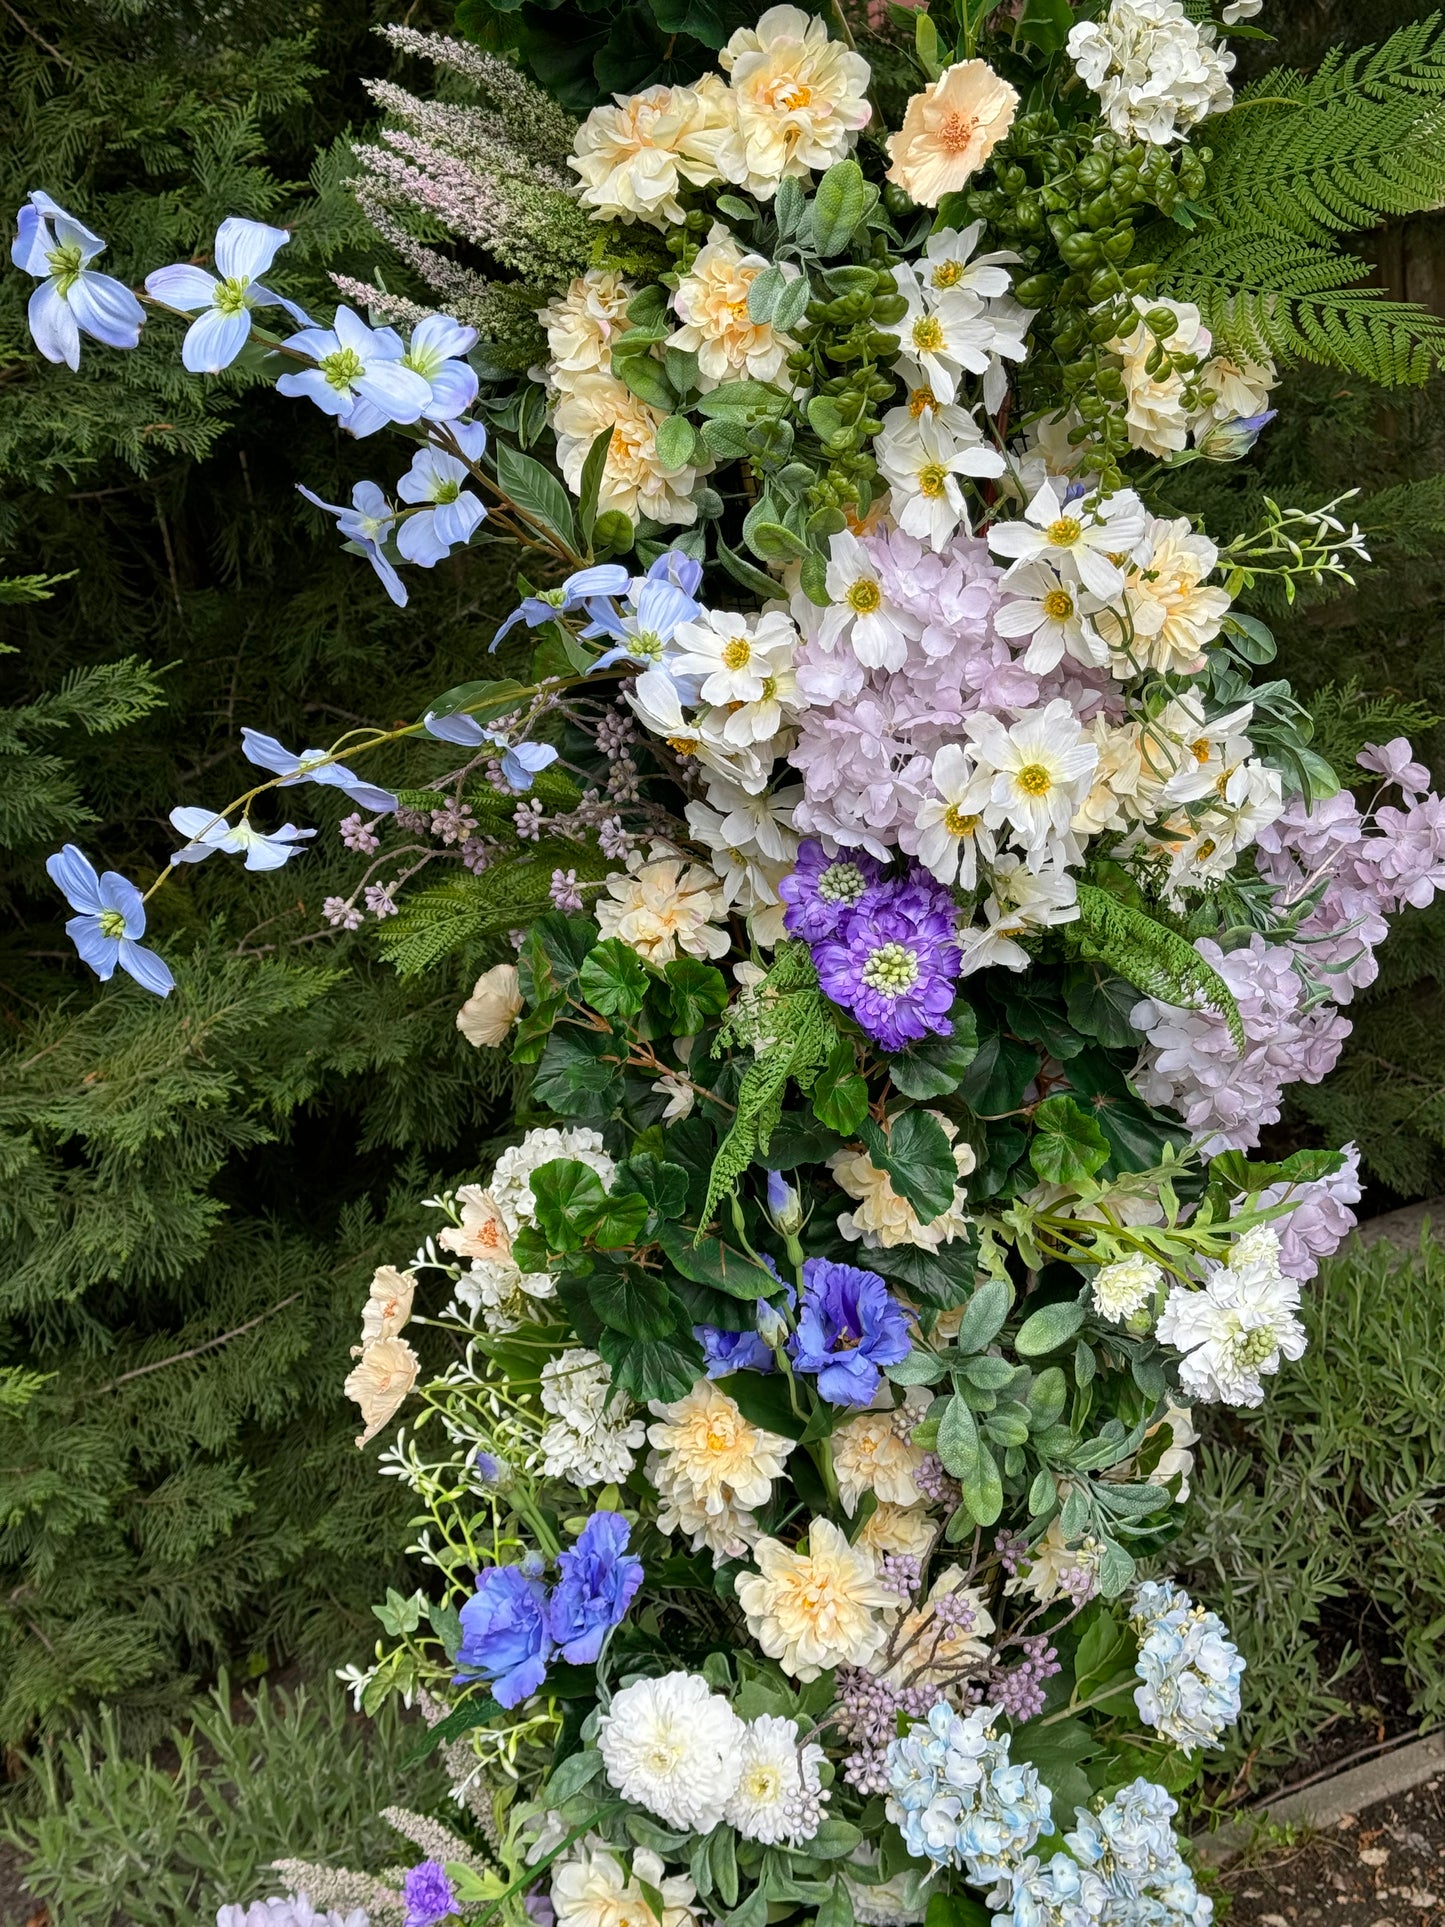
xmin=456 ymin=962 xmax=524 ymax=1047
xmin=537 ymin=269 xmax=634 ymax=395
xmin=554 ymin=371 xmax=703 ymax=529
xmin=669 ymin=222 xmax=798 ymax=390
xmin=595 ymin=843 xmax=731 ymax=963
xmin=736 ymin=1517 xmax=897 ymax=1680
xmin=720 ymin=4 xmax=873 ymax=197
xmin=570 ymin=74 xmax=744 ymax=229
xmin=886 ymin=61 xmax=1020 ymax=208
xmin=354 ymin=1264 xmax=416 ymax=1352
xmin=344 ymin=1335 xmax=420 ymax=1448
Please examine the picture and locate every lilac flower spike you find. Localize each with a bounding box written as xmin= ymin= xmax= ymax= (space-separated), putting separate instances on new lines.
xmin=168 ymin=806 xmax=315 ymax=871
xmin=46 ymin=845 xmax=174 ymax=997
xmin=144 ymin=217 xmax=311 ymax=372
xmin=275 ymin=306 xmax=432 ymax=430
xmin=297 ymin=482 xmax=407 ymax=607
xmin=396 ymin=447 xmax=486 ymax=565
xmin=240 ymin=728 xmax=398 ymax=812
xmin=12 ymin=191 xmax=144 ymax=370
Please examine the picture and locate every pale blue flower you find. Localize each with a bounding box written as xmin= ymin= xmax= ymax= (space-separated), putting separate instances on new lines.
xmin=396 ymin=448 xmax=486 ymax=566
xmin=241 ymin=728 xmax=397 ymax=812
xmin=144 ymin=217 xmax=311 ymax=371
xmin=419 ymin=712 xmax=557 ymax=789
xmin=276 ymin=306 xmax=431 ymax=431
xmin=1064 ymin=1779 xmax=1211 ymax=1923
xmin=586 ymin=576 xmax=700 ymax=672
xmin=490 ymin=557 xmax=627 ymax=650
xmin=12 ymin=191 xmax=144 ymax=370
xmin=1196 ymin=407 xmax=1277 ymax=462
xmin=348 ymin=313 xmax=479 ymax=435
xmin=1130 ymin=1578 xmax=1244 ymax=1753
xmin=884 ymin=1701 xmax=1051 ymax=1884
xmin=297 ymin=481 xmax=407 ymax=607
xmin=168 ymin=806 xmax=315 ymax=871
xmin=46 ymin=844 xmax=174 ymax=996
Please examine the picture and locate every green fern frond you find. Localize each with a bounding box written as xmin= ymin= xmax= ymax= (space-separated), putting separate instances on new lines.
xmin=377 ymin=838 xmax=610 ymax=975
xmin=1069 ymin=886 xmax=1247 ymax=1051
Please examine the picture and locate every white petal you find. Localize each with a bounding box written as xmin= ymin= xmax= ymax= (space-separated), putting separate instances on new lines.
xmin=182 ymin=304 xmax=251 ymax=372
xmin=27 ymin=280 xmax=79 ymax=368
xmin=144 ymin=263 xmax=221 ymax=310
xmin=213 ymin=216 xmax=289 ymax=283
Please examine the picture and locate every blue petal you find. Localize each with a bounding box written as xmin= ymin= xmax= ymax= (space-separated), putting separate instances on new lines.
xmin=241 ymin=728 xmax=299 ymax=778
xmin=364 ymin=542 xmax=409 ymax=608
xmin=118 ymin=939 xmax=175 ymax=997
xmin=425 ymin=711 xmax=488 ymax=746
xmin=67 ymin=914 xmax=119 ymax=979
xmin=28 ymin=280 xmax=80 ymax=369
xmin=144 ymin=263 xmax=221 ymax=310
xmin=12 ymin=201 xmax=51 ymax=275
xmin=421 ymin=360 xmax=479 ymax=421
xmin=97 ymin=870 xmax=146 ymax=934
xmin=564 ymin=563 xmax=631 ymax=601
xmin=47 ymin=844 xmax=105 ymax=913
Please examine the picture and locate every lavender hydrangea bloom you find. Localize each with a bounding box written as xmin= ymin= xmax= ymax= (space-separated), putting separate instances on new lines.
xmin=788 ymin=1257 xmax=910 ymax=1406
xmin=779 ymin=839 xmax=885 ymax=941
xmin=1246 ymin=1142 xmax=1362 ymax=1282
xmin=813 ymin=873 xmax=962 ymax=1053
xmin=402 ymin=1861 xmax=458 ymax=1927
xmin=456 ymin=1564 xmax=552 ymax=1706
xmin=217 ymin=1899 xmax=368 ymax=1927
xmin=546 ymin=1510 xmax=643 ymax=1663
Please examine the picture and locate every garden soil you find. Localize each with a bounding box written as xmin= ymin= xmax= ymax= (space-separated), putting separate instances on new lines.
xmin=1217 ymin=1776 xmax=1445 ymax=1925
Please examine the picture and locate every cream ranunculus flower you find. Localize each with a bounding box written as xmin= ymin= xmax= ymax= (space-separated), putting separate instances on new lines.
xmin=647 ymin=1378 xmax=795 ymax=1516
xmin=834 ymin=1392 xmax=931 ymax=1513
xmin=720 ymin=4 xmax=872 ymax=197
xmin=1107 ymin=296 xmax=1211 ymax=458
xmin=879 ymin=1563 xmax=995 ymax=1690
xmin=1193 ymin=347 xmax=1276 ymax=431
xmin=669 ymin=222 xmax=798 ymax=390
xmin=456 ymin=962 xmax=523 ymax=1047
xmin=569 ymin=75 xmax=743 ymax=228
xmin=885 ymin=61 xmax=1019 ymax=208
xmin=735 ymin=1517 xmax=896 ymax=1680
xmin=830 ymin=1111 xmax=975 ymax=1251
xmin=355 ymin=1264 xmax=416 ymax=1351
xmin=343 ymin=1335 xmax=420 ymax=1448
xmin=554 ymin=371 xmax=702 ymax=529
xmin=552 ymin=1843 xmax=701 ymax=1927
xmin=1096 ymin=515 xmax=1232 ymax=677
xmin=858 ymin=1502 xmax=939 ymax=1563
xmin=596 ymin=843 xmax=731 ymax=963
xmin=537 ymin=270 xmax=634 ymax=395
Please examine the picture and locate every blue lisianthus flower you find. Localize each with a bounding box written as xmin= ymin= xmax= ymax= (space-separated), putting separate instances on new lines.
xmin=276 ymin=306 xmax=431 ymax=430
xmin=346 ymin=313 xmax=479 ymax=435
xmin=144 ymin=216 xmax=311 ymax=372
xmin=241 ymin=727 xmax=397 ymax=812
xmin=402 ymin=1859 xmax=459 ymax=1927
xmin=779 ymin=840 xmax=885 ymax=943
xmin=297 ymin=480 xmax=407 ymax=607
xmin=46 ymin=845 xmax=174 ymax=996
xmin=396 ymin=448 xmax=487 ymax=566
xmin=12 ymin=191 xmax=144 ymax=369
xmin=168 ymin=806 xmax=315 ymax=872
xmin=456 ymin=1563 xmax=552 ymax=1706
xmin=695 ymin=1323 xmax=776 ymax=1377
xmin=546 ymin=1511 xmax=644 ymax=1663
xmin=812 ymin=872 xmax=961 ymax=1052
xmin=788 ymin=1256 xmax=910 ymax=1405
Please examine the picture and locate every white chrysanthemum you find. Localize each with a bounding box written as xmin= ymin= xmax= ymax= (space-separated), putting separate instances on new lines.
xmin=1157 ymin=1260 xmax=1307 ymax=1407
xmin=879 ymin=1564 xmax=995 ymax=1689
xmin=724 ymin=1714 xmax=829 ymax=1846
xmin=491 ymin=1128 xmax=616 ymax=1234
xmin=596 ymin=843 xmax=731 ymax=963
xmin=1067 ymin=0 xmax=1234 ymax=146
xmin=552 ymin=1844 xmax=701 ymax=1927
xmin=834 ymin=1394 xmax=931 ymax=1513
xmin=719 ymin=4 xmax=872 ymax=197
xmin=538 ymin=270 xmax=633 ymax=394
xmin=988 ymin=479 xmax=1148 ymax=600
xmin=569 ymin=75 xmax=743 ymax=228
xmin=1091 ymin=1255 xmax=1163 ymax=1325
xmin=859 ymin=1502 xmax=939 ymax=1563
xmin=964 ymin=697 xmax=1099 ymax=869
xmin=540 ymin=1349 xmax=647 ymax=1487
xmin=669 ymin=223 xmax=796 ymax=389
xmin=735 ymin=1518 xmax=896 ymax=1680
xmin=598 ymin=1672 xmax=745 ymax=1832
xmin=830 ymin=1113 xmax=975 ymax=1251
xmin=1098 ymin=515 xmax=1232 ymax=678
xmin=555 ymin=372 xmax=702 ymax=528
xmin=1107 ymin=297 xmax=1211 ymax=458
xmin=648 ymin=1378 xmax=795 ymax=1515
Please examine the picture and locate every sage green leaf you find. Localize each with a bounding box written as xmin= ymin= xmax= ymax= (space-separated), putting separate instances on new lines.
xmin=1015 ymin=1297 xmax=1087 ymax=1356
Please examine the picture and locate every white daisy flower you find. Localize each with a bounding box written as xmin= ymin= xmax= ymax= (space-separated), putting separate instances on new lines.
xmin=993 ymin=561 xmax=1109 ymax=674
xmin=987 ymin=479 xmax=1148 ymax=599
xmin=819 ymin=529 xmax=922 ymax=671
xmin=876 ymin=412 xmax=1004 ymax=552
xmin=882 ymin=264 xmax=997 ymax=404
xmin=913 ymin=742 xmax=997 ymax=889
xmin=919 ymin=221 xmax=1019 ymax=301
xmin=957 ymin=854 xmax=1080 ymax=976
xmin=964 ymin=698 xmax=1100 ymax=866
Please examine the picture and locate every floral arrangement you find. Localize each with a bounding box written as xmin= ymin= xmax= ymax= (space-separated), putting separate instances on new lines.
xmin=17 ymin=2 xmax=1445 ymax=1924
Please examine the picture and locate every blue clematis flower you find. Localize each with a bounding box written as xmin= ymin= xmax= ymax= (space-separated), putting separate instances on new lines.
xmin=348 ymin=314 xmax=480 ymax=436
xmin=490 ymin=558 xmax=629 ymax=651
xmin=586 ymin=575 xmax=701 ymax=671
xmin=275 ymin=306 xmax=432 ymax=431
xmin=46 ymin=845 xmax=174 ymax=996
xmin=298 ymin=481 xmax=407 ymax=607
xmin=788 ymin=1256 xmax=912 ymax=1406
xmin=12 ymin=191 xmax=144 ymax=370
xmin=455 ymin=1563 xmax=552 ymax=1706
xmin=144 ymin=217 xmax=312 ymax=372
xmin=546 ymin=1511 xmax=644 ymax=1664
xmin=396 ymin=448 xmax=487 ymax=566
xmin=241 ymin=727 xmax=398 ymax=812
xmin=168 ymin=806 xmax=315 ymax=871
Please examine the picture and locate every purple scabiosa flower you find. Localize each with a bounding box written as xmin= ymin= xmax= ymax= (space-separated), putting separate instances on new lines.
xmin=403 ymin=1859 xmax=458 ymax=1927
xmin=779 ymin=839 xmax=885 ymax=942
xmin=788 ymin=1257 xmax=911 ymax=1406
xmin=546 ymin=1511 xmax=644 ymax=1664
xmin=456 ymin=1564 xmax=552 ymax=1706
xmin=812 ymin=873 xmax=961 ymax=1053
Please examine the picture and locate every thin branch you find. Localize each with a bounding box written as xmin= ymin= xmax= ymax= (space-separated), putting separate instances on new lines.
xmin=89 ymin=1293 xmax=302 ymax=1394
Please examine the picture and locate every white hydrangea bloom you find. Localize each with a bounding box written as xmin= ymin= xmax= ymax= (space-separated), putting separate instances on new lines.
xmin=1067 ymin=0 xmax=1234 ymax=146
xmin=1157 ymin=1250 xmax=1307 ymax=1407
xmin=490 ymin=1127 xmax=617 ymax=1235
xmin=598 ymin=1672 xmax=745 ymax=1832
xmin=539 ymin=1349 xmax=646 ymax=1486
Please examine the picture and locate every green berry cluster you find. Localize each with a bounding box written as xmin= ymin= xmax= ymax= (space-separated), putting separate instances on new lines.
xmin=785 ymin=251 xmax=906 ymax=515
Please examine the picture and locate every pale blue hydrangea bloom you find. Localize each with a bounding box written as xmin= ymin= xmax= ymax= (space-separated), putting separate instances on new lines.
xmin=884 ymin=1700 xmax=1051 ymax=1884
xmin=990 ymin=1851 xmax=1109 ymax=1927
xmin=12 ymin=191 xmax=144 ymax=369
xmin=298 ymin=481 xmax=407 ymax=607
xmin=145 ymin=217 xmax=311 ymax=371
xmin=216 ymin=1897 xmax=368 ymax=1927
xmin=168 ymin=806 xmax=315 ymax=871
xmin=396 ymin=447 xmax=487 ymax=566
xmin=1063 ymin=1778 xmax=1212 ymax=1925
xmin=276 ymin=306 xmax=431 ymax=431
xmin=1130 ymin=1579 xmax=1244 ymax=1754
xmin=240 ymin=728 xmax=397 ymax=813
xmin=46 ymin=845 xmax=174 ymax=997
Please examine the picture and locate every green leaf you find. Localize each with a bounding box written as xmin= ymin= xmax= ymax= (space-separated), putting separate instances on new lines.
xmin=1063 ymin=968 xmax=1140 ymax=1051
xmin=937 ymin=1394 xmax=980 ymax=1477
xmin=546 ymin=1748 xmax=605 ymax=1804
xmin=717 ymin=534 xmax=783 ymax=599
xmin=960 ymin=1441 xmax=1003 ymax=1526
xmin=959 ymin=1029 xmax=1038 ymax=1115
xmin=858 ymin=1109 xmax=958 ymax=1223
xmin=811 ymin=1038 xmax=870 ymax=1135
xmin=615 ymin=1155 xmax=690 ymax=1221
xmin=812 ymin=158 xmax=867 ymax=256
xmin=532 ymin=1029 xmax=623 ymax=1121
xmin=915 ymin=7 xmax=942 ymax=79
xmin=866 ymin=1236 xmax=979 ymax=1312
xmin=519 ymin=913 xmax=599 ymax=1003
xmin=747 ymin=262 xmax=787 ymax=323
xmin=580 ymin=938 xmax=650 ymax=1018
xmin=725 ymin=1368 xmax=807 ymax=1441
xmin=664 ymin=957 xmax=731 ymax=1033
xmin=496 ymin=441 xmax=577 ymax=553
xmin=1014 ymin=0 xmax=1073 ymax=53
xmin=428 ymin=675 xmax=531 ymax=724
xmin=747 ymin=518 xmax=810 ymax=564
xmin=593 ymin=1266 xmax=681 ymax=1337
xmin=578 ymin=426 xmax=613 ymax=551
xmin=1029 ymin=1095 xmax=1111 ymax=1186
xmin=773 ymin=274 xmax=813 ymax=333
xmin=600 ymin=1327 xmax=703 ymax=1402
xmin=657 ymin=1222 xmax=778 ymax=1298
xmin=924 ymin=1896 xmax=991 ymax=1927
xmin=695 ymin=380 xmax=791 ymax=419
xmin=807 ymin=1818 xmax=863 ymax=1860
xmin=529 ymin=1158 xmax=609 ymax=1251
xmin=588 ymin=1191 xmax=652 ymax=1250
xmin=956 ymin=1278 xmax=1011 ymax=1355
xmin=887 ymin=1007 xmax=980 ymax=1100
xmin=654 ymin=413 xmax=700 ymax=469
xmin=959 ymin=1353 xmax=1015 ymax=1392
xmin=402 ymin=1692 xmax=502 ymax=1764
xmin=817 ymin=1876 xmax=854 ymax=1927
xmin=614 ymin=349 xmax=678 ymax=413
xmin=1015 ymin=1297 xmax=1086 ymax=1356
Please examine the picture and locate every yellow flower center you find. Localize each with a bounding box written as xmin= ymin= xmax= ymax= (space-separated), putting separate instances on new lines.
xmin=722 ymin=635 xmax=752 ymax=670
xmin=1045 ymin=515 xmax=1083 ymax=548
xmin=665 ymin=735 xmax=697 ymax=756
xmin=908 ymin=385 xmax=937 ymax=419
xmin=706 ymin=1421 xmax=734 ymax=1451
xmin=1017 ymin=763 xmax=1053 ymax=797
xmin=1041 ymin=588 xmax=1075 ymax=621
xmin=1191 ymin=737 xmax=1212 ymax=764
xmin=937 ymin=110 xmax=980 ymax=154
xmin=911 ymin=314 xmax=945 ymax=354
xmin=930 ymin=260 xmax=964 ymax=289
xmin=917 ymin=462 xmax=948 ymax=499
xmin=846 ymin=578 xmax=882 ymax=614
xmin=742 ymin=1762 xmax=782 ymax=1804
xmin=773 ymin=76 xmax=812 ymax=111
xmin=944 ymin=804 xmax=980 ymax=836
